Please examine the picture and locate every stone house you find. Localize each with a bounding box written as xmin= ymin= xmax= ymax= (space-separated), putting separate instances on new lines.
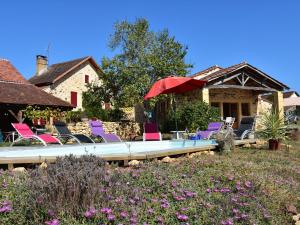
xmin=187 ymin=62 xmax=289 ymax=128
xmin=29 ymin=55 xmax=104 ymax=110
xmin=0 ymin=58 xmax=72 ymax=132
xmin=283 ymin=91 xmax=300 ymax=116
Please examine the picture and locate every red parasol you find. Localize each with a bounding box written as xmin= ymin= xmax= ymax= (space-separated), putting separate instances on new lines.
xmin=144 ymin=76 xmax=207 ymax=133
xmin=144 ymin=76 xmax=207 ymax=100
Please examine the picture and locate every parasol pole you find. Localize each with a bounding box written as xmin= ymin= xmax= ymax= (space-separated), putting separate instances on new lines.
xmin=172 ymin=93 xmax=178 ymax=133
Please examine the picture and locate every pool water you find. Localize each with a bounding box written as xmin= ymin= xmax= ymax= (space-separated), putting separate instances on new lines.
xmin=0 ymin=140 xmax=217 ymax=158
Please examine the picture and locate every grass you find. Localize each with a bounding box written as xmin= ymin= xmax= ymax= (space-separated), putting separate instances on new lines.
xmin=0 ymin=140 xmax=299 ymax=224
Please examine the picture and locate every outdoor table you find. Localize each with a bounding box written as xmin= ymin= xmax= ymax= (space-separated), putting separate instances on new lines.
xmin=170 ymin=130 xmax=187 ymax=140
xmin=3 ymin=131 xmax=17 ymax=143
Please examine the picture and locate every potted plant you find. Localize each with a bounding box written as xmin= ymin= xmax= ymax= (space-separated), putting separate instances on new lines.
xmin=257 ymin=109 xmax=287 ymax=150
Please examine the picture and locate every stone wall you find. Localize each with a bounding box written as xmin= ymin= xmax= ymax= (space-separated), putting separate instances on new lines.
xmin=66 ymin=121 xmax=142 ymax=140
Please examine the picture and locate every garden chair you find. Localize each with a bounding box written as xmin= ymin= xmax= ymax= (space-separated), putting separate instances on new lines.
xmin=54 ymin=121 xmax=94 ymax=144
xmin=11 ymin=123 xmax=62 ymax=146
xmin=234 ymin=116 xmax=256 ymax=140
xmin=223 ymin=117 xmax=235 ymax=130
xmin=192 ymin=122 xmax=223 ymax=140
xmin=143 ymin=122 xmax=162 ymax=141
xmin=89 ymin=120 xmax=122 ymax=142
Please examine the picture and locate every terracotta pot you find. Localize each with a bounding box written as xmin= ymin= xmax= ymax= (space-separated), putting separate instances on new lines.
xmin=268 ymin=139 xmax=279 ymax=150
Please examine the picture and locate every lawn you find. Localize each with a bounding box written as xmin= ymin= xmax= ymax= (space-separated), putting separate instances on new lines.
xmin=0 ymin=140 xmax=299 ymax=225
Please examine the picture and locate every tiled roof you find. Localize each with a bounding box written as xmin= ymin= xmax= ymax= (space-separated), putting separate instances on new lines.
xmin=0 ymin=59 xmax=72 ymax=108
xmin=0 ymin=59 xmax=28 ymax=83
xmin=198 ymin=62 xmax=247 ymax=81
xmin=191 ymin=65 xmax=222 ymax=79
xmin=0 ymin=81 xmax=72 ymax=107
xmin=283 ymin=91 xmax=299 ymax=98
xmin=191 ymin=62 xmax=289 ymax=90
xmin=29 ymin=56 xmax=99 ymax=86
xmin=284 ymin=97 xmax=300 ymax=106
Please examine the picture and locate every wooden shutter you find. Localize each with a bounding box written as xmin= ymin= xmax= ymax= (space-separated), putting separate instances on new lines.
xmin=71 ymin=91 xmax=77 ymax=107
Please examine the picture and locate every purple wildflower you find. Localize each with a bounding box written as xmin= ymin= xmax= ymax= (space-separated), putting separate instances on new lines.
xmin=45 ymin=219 xmax=60 ymax=225
xmin=48 ymin=209 xmax=55 ymax=217
xmin=171 ymin=180 xmax=178 ymax=187
xmin=176 ymin=214 xmax=189 ymax=221
xmin=151 ymin=198 xmax=158 ymax=203
xmin=147 ymin=208 xmax=154 ymax=214
xmin=174 ymin=195 xmax=186 ymax=201
xmin=206 ymin=188 xmax=212 ymax=193
xmin=184 ymin=191 xmax=197 ymax=198
xmin=220 ymin=218 xmax=233 ymax=225
xmin=220 ymin=188 xmax=231 ymax=193
xmin=100 ymin=207 xmax=112 ymax=214
xmin=130 ymin=217 xmax=138 ymax=223
xmin=0 ymin=205 xmax=12 ymax=213
xmin=245 ymin=181 xmax=252 ymax=188
xmin=120 ymin=211 xmax=128 ymax=218
xmin=107 ymin=214 xmax=115 ymax=221
xmin=241 ymin=213 xmax=248 ymax=219
xmin=84 ymin=211 xmax=94 ymax=219
xmin=161 ymin=203 xmax=169 ymax=208
xmin=232 ymin=208 xmax=239 ymax=214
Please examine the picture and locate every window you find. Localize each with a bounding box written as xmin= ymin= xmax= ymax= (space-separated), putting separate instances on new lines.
xmin=241 ymin=103 xmax=250 ymax=116
xmin=71 ymin=91 xmax=77 ymax=107
xmin=85 ymin=75 xmax=89 ymax=84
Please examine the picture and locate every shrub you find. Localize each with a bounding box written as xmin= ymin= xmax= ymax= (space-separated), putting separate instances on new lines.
xmin=107 ymin=108 xmax=125 ymax=122
xmin=26 ymin=155 xmax=107 ymax=222
xmin=214 ymin=131 xmax=235 ymax=152
xmin=64 ymin=110 xmax=84 ymax=123
xmin=163 ymin=100 xmax=220 ymax=132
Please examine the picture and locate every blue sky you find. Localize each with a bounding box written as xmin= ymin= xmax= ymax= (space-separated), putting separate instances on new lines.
xmin=0 ymin=0 xmax=299 ymax=91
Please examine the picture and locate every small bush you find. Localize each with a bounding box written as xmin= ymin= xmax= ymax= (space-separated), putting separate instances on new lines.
xmin=65 ymin=110 xmax=84 ymax=123
xmin=214 ymin=131 xmax=235 ymax=152
xmin=163 ymin=100 xmax=220 ymax=132
xmin=26 ymin=155 xmax=107 ymax=222
xmin=107 ymin=108 xmax=125 ymax=122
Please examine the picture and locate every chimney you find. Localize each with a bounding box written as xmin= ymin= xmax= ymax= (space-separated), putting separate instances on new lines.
xmin=36 ymin=55 xmax=48 ymax=75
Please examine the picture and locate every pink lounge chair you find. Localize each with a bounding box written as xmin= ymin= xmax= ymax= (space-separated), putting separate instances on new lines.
xmin=143 ymin=122 xmax=162 ymax=141
xmin=11 ymin=123 xmax=62 ymax=146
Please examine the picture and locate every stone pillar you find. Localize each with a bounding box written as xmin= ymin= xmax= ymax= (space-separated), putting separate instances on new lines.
xmin=200 ymin=88 xmax=210 ymax=104
xmin=273 ymin=91 xmax=284 ymax=119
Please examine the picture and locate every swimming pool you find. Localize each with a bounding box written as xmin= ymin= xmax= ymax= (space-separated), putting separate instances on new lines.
xmin=0 ymin=140 xmax=217 ymax=165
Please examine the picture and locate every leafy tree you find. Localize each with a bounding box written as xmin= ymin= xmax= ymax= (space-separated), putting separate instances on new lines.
xmin=83 ymin=18 xmax=192 ymax=108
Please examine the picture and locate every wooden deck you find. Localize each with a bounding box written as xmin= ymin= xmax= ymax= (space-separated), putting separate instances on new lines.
xmin=0 ymin=139 xmax=256 ymax=169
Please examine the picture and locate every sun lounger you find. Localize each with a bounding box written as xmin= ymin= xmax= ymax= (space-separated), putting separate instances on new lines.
xmin=193 ymin=122 xmax=223 ymax=140
xmin=89 ymin=120 xmax=122 ymax=142
xmin=234 ymin=116 xmax=256 ymax=140
xmin=54 ymin=121 xmax=94 ymax=144
xmin=143 ymin=122 xmax=162 ymax=141
xmin=11 ymin=123 xmax=62 ymax=146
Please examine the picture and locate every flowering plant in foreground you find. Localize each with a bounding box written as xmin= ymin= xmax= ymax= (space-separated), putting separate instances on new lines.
xmin=0 ymin=146 xmax=300 ymax=224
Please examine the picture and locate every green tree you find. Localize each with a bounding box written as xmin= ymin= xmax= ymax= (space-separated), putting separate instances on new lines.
xmin=83 ymin=18 xmax=192 ymax=108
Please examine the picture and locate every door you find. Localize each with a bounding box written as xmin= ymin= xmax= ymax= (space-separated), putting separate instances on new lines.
xmin=223 ymin=103 xmax=239 ymax=128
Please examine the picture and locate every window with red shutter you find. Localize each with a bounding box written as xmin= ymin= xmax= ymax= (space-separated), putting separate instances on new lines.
xmin=85 ymin=75 xmax=89 ymax=83
xmin=71 ymin=91 xmax=77 ymax=107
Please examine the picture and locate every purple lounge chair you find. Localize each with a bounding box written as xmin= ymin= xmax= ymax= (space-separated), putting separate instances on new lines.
xmin=89 ymin=120 xmax=122 ymax=143
xmin=196 ymin=122 xmax=223 ymax=139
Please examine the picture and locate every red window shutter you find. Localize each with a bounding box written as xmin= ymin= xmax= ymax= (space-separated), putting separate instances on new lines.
xmin=71 ymin=91 xmax=77 ymax=107
xmin=85 ymin=75 xmax=89 ymax=83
